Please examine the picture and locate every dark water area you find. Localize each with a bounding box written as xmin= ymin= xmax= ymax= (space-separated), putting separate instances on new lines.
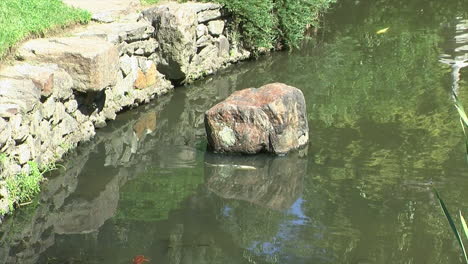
xmin=2 ymin=0 xmax=468 ymax=263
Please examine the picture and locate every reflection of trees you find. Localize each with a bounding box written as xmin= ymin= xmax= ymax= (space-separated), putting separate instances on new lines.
xmin=296 ymin=1 xmax=468 ymax=262
xmin=187 ymin=0 xmax=468 ymax=262
xmin=116 ymin=166 xmax=203 ymax=222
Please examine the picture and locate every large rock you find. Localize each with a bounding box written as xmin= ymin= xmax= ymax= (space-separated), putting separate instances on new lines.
xmin=205 ymin=83 xmax=309 ymax=154
xmin=142 ymin=3 xmax=198 ymax=80
xmin=0 ymin=63 xmax=73 ymax=99
xmin=142 ymin=2 xmax=225 ymax=81
xmin=18 ymin=37 xmax=119 ymax=92
xmin=207 ymin=20 xmax=225 ymax=36
xmin=198 ymin=9 xmax=222 ymax=23
xmin=0 ymin=78 xmax=41 ymax=114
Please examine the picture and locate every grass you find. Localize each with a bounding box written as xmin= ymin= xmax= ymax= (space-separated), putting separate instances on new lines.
xmin=0 ymin=0 xmax=91 ymax=58
xmin=141 ymin=0 xmax=160 ymax=4
xmin=0 ymin=153 xmax=7 ymax=164
xmin=5 ymin=161 xmax=57 ymax=212
xmin=453 ymin=92 xmax=468 ymax=163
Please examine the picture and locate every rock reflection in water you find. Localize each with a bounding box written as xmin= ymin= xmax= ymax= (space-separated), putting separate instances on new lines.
xmin=205 ymin=151 xmax=307 ymax=210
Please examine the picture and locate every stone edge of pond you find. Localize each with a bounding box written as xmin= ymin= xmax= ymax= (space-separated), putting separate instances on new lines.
xmin=0 ymin=1 xmax=252 ymax=219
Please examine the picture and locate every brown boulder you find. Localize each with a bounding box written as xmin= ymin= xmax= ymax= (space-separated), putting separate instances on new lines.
xmin=134 ymin=63 xmax=157 ymax=89
xmin=205 ymin=83 xmax=309 ymax=154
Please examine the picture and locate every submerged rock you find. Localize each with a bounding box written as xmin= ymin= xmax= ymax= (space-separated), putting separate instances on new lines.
xmin=205 ymin=83 xmax=309 ymax=154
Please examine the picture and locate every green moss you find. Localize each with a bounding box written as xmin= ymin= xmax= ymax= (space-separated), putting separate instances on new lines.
xmin=0 ymin=0 xmax=91 ymax=58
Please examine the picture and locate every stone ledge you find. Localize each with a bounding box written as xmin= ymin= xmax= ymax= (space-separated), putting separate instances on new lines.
xmin=74 ymin=22 xmax=155 ymax=44
xmin=18 ymin=37 xmax=120 ymax=93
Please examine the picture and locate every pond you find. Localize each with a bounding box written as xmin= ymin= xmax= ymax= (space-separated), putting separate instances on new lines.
xmin=1 ymin=0 xmax=468 ymax=263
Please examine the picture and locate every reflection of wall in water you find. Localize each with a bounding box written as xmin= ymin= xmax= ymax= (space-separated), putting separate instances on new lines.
xmin=0 ymin=98 xmax=173 ymax=264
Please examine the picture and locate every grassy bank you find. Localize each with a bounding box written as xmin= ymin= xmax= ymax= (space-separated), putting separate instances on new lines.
xmin=0 ymin=0 xmax=91 ymax=58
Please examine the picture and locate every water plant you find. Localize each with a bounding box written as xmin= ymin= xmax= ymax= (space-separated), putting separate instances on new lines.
xmin=5 ymin=161 xmax=58 ymax=211
xmin=438 ymin=93 xmax=468 ymax=263
xmin=453 ymin=92 xmax=468 ymax=163
xmin=435 ymin=190 xmax=468 ymax=263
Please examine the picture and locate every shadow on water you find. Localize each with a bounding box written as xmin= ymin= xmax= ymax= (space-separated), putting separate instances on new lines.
xmin=2 ymin=0 xmax=468 ymax=263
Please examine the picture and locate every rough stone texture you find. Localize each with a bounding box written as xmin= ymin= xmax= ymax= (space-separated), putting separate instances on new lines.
xmin=196 ymin=24 xmax=208 ymax=38
xmin=0 ymin=63 xmax=74 ymax=99
xmin=0 ymin=119 xmax=11 ymax=148
xmin=217 ymin=35 xmax=230 ymax=57
xmin=190 ymin=44 xmax=219 ymax=76
xmin=0 ymin=104 xmax=20 ymax=118
xmin=189 ymin=2 xmax=221 ymax=13
xmin=13 ymin=144 xmax=31 ymax=165
xmin=198 ymin=9 xmax=222 ymax=23
xmin=141 ymin=2 xmax=245 ymax=83
xmin=75 ymin=22 xmax=155 ymax=44
xmin=0 ymin=79 xmax=40 ymax=114
xmin=196 ymin=35 xmax=212 ymax=48
xmin=205 ymin=83 xmax=309 ymax=154
xmin=208 ymin=20 xmax=225 ymax=36
xmin=122 ymin=39 xmax=158 ymax=56
xmin=143 ymin=3 xmax=198 ymax=80
xmin=18 ymin=37 xmax=119 ymax=92
xmin=134 ymin=63 xmax=157 ymax=89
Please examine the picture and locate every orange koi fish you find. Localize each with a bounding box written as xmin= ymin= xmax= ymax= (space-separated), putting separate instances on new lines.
xmin=133 ymin=255 xmax=149 ymax=264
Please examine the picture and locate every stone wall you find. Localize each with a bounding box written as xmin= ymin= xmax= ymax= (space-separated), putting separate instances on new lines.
xmin=0 ymin=2 xmax=252 ymax=216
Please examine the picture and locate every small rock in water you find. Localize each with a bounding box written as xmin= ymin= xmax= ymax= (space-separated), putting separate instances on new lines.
xmin=205 ymin=83 xmax=309 ymax=154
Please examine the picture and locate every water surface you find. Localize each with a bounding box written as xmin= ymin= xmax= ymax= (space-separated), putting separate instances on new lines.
xmin=2 ymin=0 xmax=468 ymax=263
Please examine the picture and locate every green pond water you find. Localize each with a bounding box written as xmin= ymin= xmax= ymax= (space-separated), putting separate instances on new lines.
xmin=2 ymin=0 xmax=468 ymax=263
